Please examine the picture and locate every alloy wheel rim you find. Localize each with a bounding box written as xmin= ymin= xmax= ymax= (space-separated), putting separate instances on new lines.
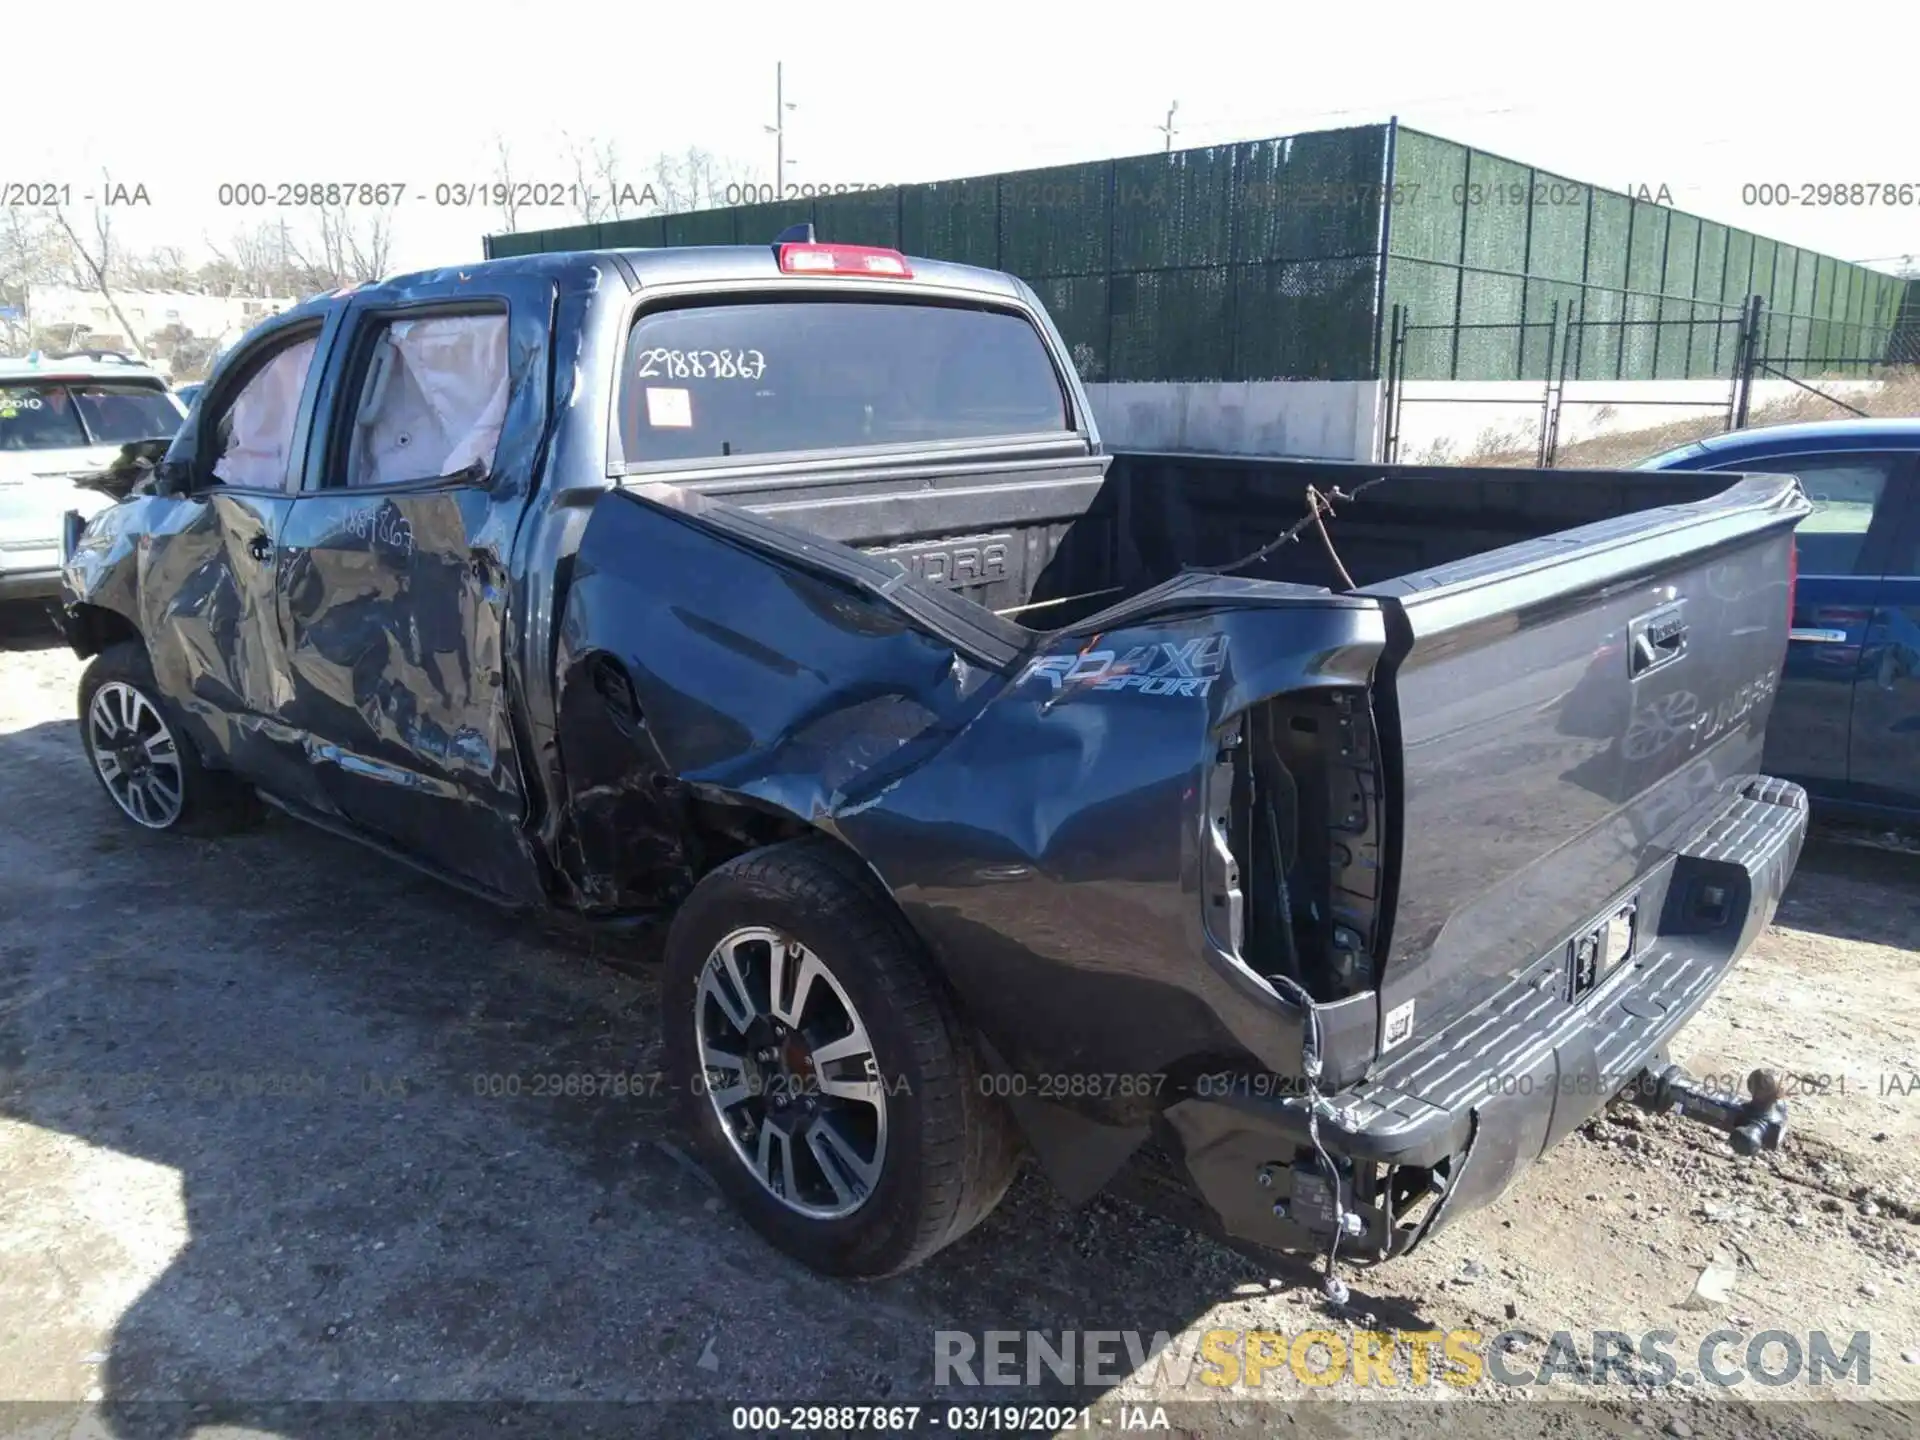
xmin=694 ymin=925 xmax=889 ymax=1220
xmin=87 ymin=681 xmax=185 ymax=829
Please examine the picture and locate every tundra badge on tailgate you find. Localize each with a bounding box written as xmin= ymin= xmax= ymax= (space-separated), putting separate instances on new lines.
xmin=1018 ymin=635 xmax=1229 ymax=699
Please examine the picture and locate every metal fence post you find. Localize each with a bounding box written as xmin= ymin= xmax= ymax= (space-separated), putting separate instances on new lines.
xmin=1731 ymin=294 xmax=1762 ymax=430
xmin=1537 ymin=300 xmax=1559 ymax=467
xmin=1370 ymin=119 xmax=1399 ymax=382
xmin=1381 ymin=304 xmax=1408 ymax=463
xmin=1380 ymin=303 xmax=1404 ymax=462
xmin=1547 ymin=300 xmax=1576 ymax=466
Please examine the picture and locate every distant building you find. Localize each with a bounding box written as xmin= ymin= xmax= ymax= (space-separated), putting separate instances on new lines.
xmin=23 ymin=286 xmax=294 ymax=354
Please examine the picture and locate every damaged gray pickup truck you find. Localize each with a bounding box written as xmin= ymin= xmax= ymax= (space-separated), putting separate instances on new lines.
xmin=56 ymin=235 xmax=1811 ymax=1287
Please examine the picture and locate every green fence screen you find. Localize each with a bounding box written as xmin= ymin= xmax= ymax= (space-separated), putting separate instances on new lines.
xmin=1382 ymin=127 xmax=1906 ymax=381
xmin=491 ymin=122 xmax=1909 ymax=385
xmin=489 ymin=124 xmax=1392 ymax=384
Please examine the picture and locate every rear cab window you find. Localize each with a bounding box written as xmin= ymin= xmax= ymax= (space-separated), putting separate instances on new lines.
xmin=0 ymin=380 xmax=180 ymax=451
xmin=616 ymin=299 xmax=1070 ymax=465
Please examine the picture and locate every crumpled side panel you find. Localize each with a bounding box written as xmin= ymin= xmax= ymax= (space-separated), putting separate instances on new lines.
xmin=60 ymin=494 xmax=150 ymax=630
xmin=554 ymin=484 xmax=1387 ymax=1101
xmin=61 ymin=487 xmax=316 ymax=800
xmin=554 ymin=486 xmax=990 ymax=909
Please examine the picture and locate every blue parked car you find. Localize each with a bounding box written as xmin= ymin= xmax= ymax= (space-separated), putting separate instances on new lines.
xmin=1641 ymin=418 xmax=1920 ymax=821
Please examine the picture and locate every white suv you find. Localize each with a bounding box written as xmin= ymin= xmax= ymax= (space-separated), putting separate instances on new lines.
xmin=0 ymin=353 xmax=187 ymax=601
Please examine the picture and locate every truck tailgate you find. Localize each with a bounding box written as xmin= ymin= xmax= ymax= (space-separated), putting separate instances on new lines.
xmin=1359 ymin=472 xmax=1808 ymax=1045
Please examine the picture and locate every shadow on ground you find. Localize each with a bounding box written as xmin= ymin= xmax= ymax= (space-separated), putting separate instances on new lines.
xmin=0 ymin=718 xmax=1431 ymax=1438
xmin=0 ymin=600 xmax=65 ymax=652
xmin=1778 ymin=832 xmax=1920 ymax=950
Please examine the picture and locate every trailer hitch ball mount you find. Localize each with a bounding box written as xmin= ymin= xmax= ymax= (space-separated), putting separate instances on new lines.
xmin=1633 ymin=1063 xmax=1788 ymax=1155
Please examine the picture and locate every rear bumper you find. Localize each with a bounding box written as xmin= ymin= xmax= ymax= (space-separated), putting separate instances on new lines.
xmin=1165 ymin=775 xmax=1808 ymax=1261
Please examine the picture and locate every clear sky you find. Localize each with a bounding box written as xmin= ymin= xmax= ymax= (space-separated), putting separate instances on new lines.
xmin=12 ymin=0 xmax=1918 ymax=277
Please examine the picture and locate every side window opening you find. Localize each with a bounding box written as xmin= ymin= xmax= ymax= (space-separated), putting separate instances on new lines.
xmin=343 ymin=313 xmax=509 ymax=488
xmin=1730 ymin=454 xmax=1894 ymax=576
xmin=212 ymin=335 xmax=320 ymax=489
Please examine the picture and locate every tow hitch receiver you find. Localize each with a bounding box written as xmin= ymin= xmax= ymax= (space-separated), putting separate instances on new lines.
xmin=1632 ymin=1063 xmax=1788 ymax=1155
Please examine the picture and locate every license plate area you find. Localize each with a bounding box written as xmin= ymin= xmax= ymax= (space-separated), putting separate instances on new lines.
xmin=1569 ymin=899 xmax=1637 ymax=1002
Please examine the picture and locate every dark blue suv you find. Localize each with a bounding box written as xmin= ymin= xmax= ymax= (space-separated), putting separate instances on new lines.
xmin=1643 ymin=418 xmax=1920 ymax=821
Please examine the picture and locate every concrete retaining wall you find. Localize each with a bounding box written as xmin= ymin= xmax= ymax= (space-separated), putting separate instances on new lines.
xmin=1082 ymin=377 xmax=1894 ymax=465
xmin=1393 ymin=379 xmax=1891 ymax=463
xmin=1084 ymin=381 xmax=1381 ymax=461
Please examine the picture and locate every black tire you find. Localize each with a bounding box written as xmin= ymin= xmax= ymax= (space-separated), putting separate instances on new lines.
xmin=663 ymin=836 xmax=1020 ymax=1278
xmin=77 ymin=640 xmax=262 ymax=837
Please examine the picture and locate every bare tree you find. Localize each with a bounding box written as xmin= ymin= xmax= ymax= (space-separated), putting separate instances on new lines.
xmin=51 ymin=176 xmax=149 ymax=361
xmin=285 ymin=206 xmax=394 ymax=291
xmin=0 ymin=210 xmax=64 ymax=354
xmin=203 ymin=220 xmax=307 ymax=299
xmin=564 ymin=132 xmax=641 ymax=224
xmin=491 ymin=134 xmax=522 ymax=234
xmin=206 ymin=209 xmax=391 ymax=301
xmin=682 ymin=148 xmax=737 ymax=211
xmin=647 ymin=146 xmax=743 ymax=216
xmin=122 ymin=245 xmax=194 ymax=292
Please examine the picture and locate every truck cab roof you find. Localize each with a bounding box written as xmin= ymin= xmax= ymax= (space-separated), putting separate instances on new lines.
xmin=610 ymin=244 xmax=1030 ymax=301
xmin=358 ymin=243 xmax=1034 ymax=306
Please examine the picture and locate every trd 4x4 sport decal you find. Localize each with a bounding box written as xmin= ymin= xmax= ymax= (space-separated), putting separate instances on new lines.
xmin=1017 ymin=635 xmax=1228 ymax=698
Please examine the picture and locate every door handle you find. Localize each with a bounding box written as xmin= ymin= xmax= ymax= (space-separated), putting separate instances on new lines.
xmin=1788 ymin=628 xmax=1849 ymax=644
xmin=1631 ymin=627 xmax=1685 ymax=672
xmin=1627 ymin=606 xmax=1687 ymax=678
xmin=247 ymin=535 xmax=275 ymax=563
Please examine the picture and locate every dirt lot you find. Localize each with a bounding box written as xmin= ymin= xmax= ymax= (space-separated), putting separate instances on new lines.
xmin=2 ymin=602 xmax=1917 ymax=1439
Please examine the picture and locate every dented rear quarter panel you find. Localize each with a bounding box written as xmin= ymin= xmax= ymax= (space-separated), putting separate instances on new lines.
xmin=554 ymin=486 xmax=1388 ymax=1085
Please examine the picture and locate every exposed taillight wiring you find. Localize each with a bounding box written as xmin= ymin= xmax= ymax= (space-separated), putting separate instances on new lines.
xmin=1261 ymin=791 xmax=1303 ymax=983
xmin=1264 ymin=966 xmax=1354 ymax=1307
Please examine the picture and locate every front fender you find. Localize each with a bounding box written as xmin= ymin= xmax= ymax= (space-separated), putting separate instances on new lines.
xmin=57 ymin=497 xmax=152 ymax=656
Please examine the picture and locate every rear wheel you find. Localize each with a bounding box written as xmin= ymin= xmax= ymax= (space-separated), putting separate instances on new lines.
xmin=663 ymin=838 xmax=1019 ymax=1277
xmin=77 ymin=641 xmax=261 ymax=836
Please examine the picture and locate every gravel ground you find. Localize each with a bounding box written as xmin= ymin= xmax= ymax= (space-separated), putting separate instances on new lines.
xmin=2 ymin=602 xmax=1916 ymax=1439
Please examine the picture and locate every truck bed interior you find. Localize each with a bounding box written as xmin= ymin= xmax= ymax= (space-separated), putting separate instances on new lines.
xmin=701 ymin=451 xmax=1738 ymax=630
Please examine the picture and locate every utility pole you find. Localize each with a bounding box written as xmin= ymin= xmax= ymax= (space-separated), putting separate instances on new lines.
xmin=1157 ymin=101 xmax=1180 ymax=153
xmin=766 ymin=63 xmax=797 ymax=198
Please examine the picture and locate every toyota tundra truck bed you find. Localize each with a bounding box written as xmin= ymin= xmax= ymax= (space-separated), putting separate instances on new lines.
xmin=679 ymin=446 xmax=1812 ymax=1268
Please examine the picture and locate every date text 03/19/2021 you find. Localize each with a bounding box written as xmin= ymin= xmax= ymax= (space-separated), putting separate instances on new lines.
xmin=728 ymin=1405 xmax=1161 ymax=1433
